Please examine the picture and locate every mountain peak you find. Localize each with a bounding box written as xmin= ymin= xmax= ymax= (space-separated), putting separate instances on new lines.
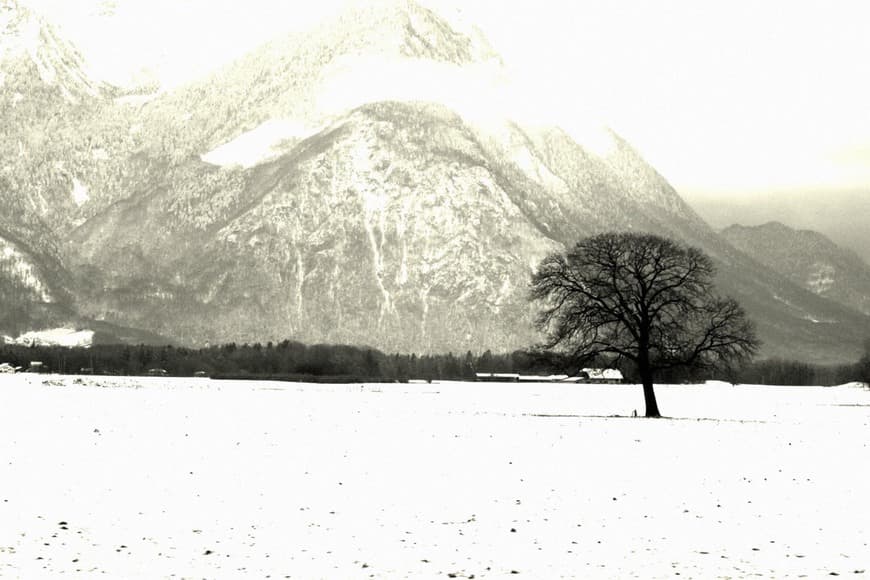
xmin=725 ymin=221 xmax=836 ymax=245
xmin=140 ymin=0 xmax=506 ymax=161
xmin=1 ymin=0 xmax=111 ymax=101
xmin=285 ymin=0 xmax=501 ymax=68
xmin=347 ymin=0 xmax=500 ymax=64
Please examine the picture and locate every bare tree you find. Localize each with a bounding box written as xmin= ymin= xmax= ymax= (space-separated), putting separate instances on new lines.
xmin=530 ymin=232 xmax=759 ymax=417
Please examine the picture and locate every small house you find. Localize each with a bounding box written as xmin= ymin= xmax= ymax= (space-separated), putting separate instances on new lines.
xmin=580 ymin=368 xmax=624 ymax=384
xmin=25 ymin=361 xmax=46 ymax=373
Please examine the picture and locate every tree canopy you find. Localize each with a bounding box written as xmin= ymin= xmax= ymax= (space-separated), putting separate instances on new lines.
xmin=530 ymin=232 xmax=760 ymax=417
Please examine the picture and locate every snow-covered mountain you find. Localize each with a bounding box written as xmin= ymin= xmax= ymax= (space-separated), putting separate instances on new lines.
xmin=3 ymin=0 xmax=869 ymax=362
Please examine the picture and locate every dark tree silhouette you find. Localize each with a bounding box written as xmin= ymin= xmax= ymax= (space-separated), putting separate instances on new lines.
xmin=530 ymin=232 xmax=760 ymax=417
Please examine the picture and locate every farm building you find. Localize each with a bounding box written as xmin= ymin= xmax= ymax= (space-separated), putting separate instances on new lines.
xmin=476 ymin=373 xmax=589 ymax=383
xmin=475 ymin=372 xmax=520 ymax=382
xmin=517 ymin=374 xmax=585 ymax=383
xmin=25 ymin=361 xmax=46 ymax=373
xmin=580 ymin=368 xmax=624 ymax=383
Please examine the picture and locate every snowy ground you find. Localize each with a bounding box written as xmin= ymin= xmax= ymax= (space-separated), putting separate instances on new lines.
xmin=1 ymin=375 xmax=868 ymax=579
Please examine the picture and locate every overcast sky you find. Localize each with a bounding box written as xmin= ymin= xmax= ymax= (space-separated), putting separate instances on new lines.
xmin=25 ymin=0 xmax=870 ymax=201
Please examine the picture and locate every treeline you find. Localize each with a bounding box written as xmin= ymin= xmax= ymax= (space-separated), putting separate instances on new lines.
xmin=0 ymin=340 xmax=867 ymax=386
xmin=654 ymin=358 xmax=870 ymax=387
xmin=0 ymin=341 xmax=569 ymax=382
xmin=730 ymin=358 xmax=869 ymax=386
xmin=731 ymin=338 xmax=870 ymax=386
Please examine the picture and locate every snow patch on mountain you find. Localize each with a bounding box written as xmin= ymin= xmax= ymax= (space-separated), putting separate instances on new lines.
xmin=201 ymin=119 xmax=313 ymax=168
xmin=4 ymin=327 xmax=93 ymax=347
xmin=0 ymin=237 xmax=52 ymax=302
xmin=71 ymin=177 xmax=89 ymax=206
xmin=807 ymin=262 xmax=836 ymax=294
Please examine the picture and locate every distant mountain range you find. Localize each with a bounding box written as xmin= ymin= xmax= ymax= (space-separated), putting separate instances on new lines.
xmin=2 ymin=0 xmax=868 ymax=362
xmin=691 ymin=191 xmax=870 ymax=265
xmin=722 ymin=222 xmax=870 ymax=317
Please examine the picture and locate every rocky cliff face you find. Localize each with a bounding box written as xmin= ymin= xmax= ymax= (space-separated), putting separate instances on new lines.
xmin=3 ymin=0 xmax=869 ymax=361
xmin=723 ymin=222 xmax=870 ymax=316
xmin=69 ymin=102 xmax=560 ymax=352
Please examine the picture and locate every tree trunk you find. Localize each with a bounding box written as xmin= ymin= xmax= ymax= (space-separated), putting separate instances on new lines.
xmin=638 ymin=356 xmax=661 ymax=418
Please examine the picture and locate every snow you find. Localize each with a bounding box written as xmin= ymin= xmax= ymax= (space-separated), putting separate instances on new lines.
xmin=807 ymin=263 xmax=836 ymax=294
xmin=90 ymin=147 xmax=109 ymax=160
xmin=70 ymin=177 xmax=89 ymax=206
xmin=0 ymin=237 xmax=52 ymax=302
xmin=0 ymin=377 xmax=868 ymax=577
xmin=582 ymin=368 xmax=624 ymax=381
xmin=200 ymin=119 xmax=312 ymax=168
xmin=5 ymin=327 xmax=94 ymax=347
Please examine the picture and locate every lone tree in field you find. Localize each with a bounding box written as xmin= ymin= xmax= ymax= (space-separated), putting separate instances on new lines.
xmin=530 ymin=232 xmax=759 ymax=417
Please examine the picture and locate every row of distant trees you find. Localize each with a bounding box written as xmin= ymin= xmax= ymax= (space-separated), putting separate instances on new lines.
xmin=1 ymin=340 xmax=866 ymax=386
xmin=0 ymin=341 xmax=561 ymax=382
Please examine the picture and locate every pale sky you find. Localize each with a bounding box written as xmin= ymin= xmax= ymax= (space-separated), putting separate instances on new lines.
xmin=23 ymin=0 xmax=870 ymax=200
xmin=452 ymin=0 xmax=870 ymax=200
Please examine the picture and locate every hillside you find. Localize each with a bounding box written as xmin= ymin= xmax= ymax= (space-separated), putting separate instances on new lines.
xmin=723 ymin=222 xmax=870 ymax=316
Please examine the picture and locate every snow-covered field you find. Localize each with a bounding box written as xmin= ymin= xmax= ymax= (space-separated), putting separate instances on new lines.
xmin=1 ymin=375 xmax=868 ymax=578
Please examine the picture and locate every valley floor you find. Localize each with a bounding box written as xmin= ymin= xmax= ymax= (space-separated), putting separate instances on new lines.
xmin=1 ymin=376 xmax=869 ymax=578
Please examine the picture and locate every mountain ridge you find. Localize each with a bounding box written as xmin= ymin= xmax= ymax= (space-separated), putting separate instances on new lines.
xmin=722 ymin=221 xmax=870 ymax=317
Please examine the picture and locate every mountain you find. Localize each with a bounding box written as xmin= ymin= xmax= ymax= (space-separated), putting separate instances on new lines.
xmin=690 ymin=190 xmax=870 ymax=265
xmin=68 ymin=95 xmax=870 ymax=361
xmin=1 ymin=0 xmax=101 ymax=332
xmin=0 ymin=0 xmax=176 ymax=345
xmin=3 ymin=0 xmax=869 ymax=363
xmin=722 ymin=222 xmax=870 ymax=317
